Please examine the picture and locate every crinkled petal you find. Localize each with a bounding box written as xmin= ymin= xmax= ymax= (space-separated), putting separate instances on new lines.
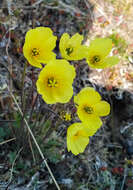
xmin=86 ymin=58 xmax=105 ymax=69
xmin=54 ymin=85 xmax=74 ymax=104
xmin=70 ymin=33 xmax=83 ymax=46
xmin=71 ymin=45 xmax=90 ymax=60
xmin=94 ymin=101 xmax=110 ymax=116
xmin=37 ymin=51 xmax=56 ymax=64
xmin=23 ymin=44 xmax=42 ymax=68
xmin=67 ymin=123 xmax=90 ymax=155
xmin=59 ymin=33 xmax=87 ymax=60
xmin=77 ymin=106 xmax=103 ymax=127
xmin=23 ymin=27 xmax=57 ymax=67
xmin=88 ymin=38 xmax=112 ymax=58
xmin=46 ymin=59 xmax=76 ymax=83
xmin=74 ymin=87 xmax=101 ymax=105
xmin=59 ymin=33 xmax=70 ymax=57
xmin=67 ymin=123 xmax=89 ymax=137
xmin=38 ymin=81 xmax=73 ymax=104
xmin=25 ymin=27 xmax=54 ymax=44
xmin=43 ymin=36 xmax=57 ymax=50
xmin=76 ymin=136 xmax=89 ymax=152
xmin=83 ymin=124 xmax=100 ymax=136
xmin=70 ymin=141 xmax=79 ymax=155
xmin=36 ymin=59 xmax=76 ymax=104
xmin=101 ymin=56 xmax=119 ymax=68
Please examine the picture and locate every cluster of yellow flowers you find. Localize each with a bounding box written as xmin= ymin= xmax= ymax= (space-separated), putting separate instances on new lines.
xmin=23 ymin=27 xmax=119 ymax=155
xmin=67 ymin=87 xmax=110 ymax=155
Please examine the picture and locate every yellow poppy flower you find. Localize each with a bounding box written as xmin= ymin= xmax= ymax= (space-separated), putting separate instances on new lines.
xmin=36 ymin=59 xmax=76 ymax=104
xmin=86 ymin=38 xmax=119 ymax=69
xmin=23 ymin=27 xmax=57 ymax=68
xmin=60 ymin=111 xmax=71 ymax=121
xmin=64 ymin=113 xmax=71 ymax=121
xmin=74 ymin=87 xmax=110 ymax=127
xmin=59 ymin=33 xmax=89 ymax=60
xmin=67 ymin=123 xmax=90 ymax=155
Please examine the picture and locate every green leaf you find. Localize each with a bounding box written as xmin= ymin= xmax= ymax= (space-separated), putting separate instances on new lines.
xmin=41 ymin=119 xmax=51 ymax=136
xmin=0 ymin=128 xmax=6 ymax=139
xmin=8 ymin=151 xmax=17 ymax=164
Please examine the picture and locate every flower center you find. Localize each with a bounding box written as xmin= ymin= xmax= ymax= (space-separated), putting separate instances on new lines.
xmin=65 ymin=47 xmax=73 ymax=56
xmin=47 ymin=77 xmax=58 ymax=87
xmin=84 ymin=106 xmax=93 ymax=114
xmin=31 ymin=48 xmax=40 ymax=57
xmin=74 ymin=131 xmax=80 ymax=139
xmin=91 ymin=55 xmax=101 ymax=64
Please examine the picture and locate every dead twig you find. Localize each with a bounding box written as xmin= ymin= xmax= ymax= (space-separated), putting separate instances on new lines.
xmin=0 ymin=138 xmax=16 ymax=145
xmin=6 ymin=147 xmax=23 ymax=190
xmin=120 ymin=167 xmax=127 ymax=190
xmin=28 ymin=134 xmax=36 ymax=163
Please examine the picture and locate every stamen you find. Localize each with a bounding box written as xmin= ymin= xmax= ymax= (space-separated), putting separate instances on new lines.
xmin=65 ymin=47 xmax=73 ymax=56
xmin=31 ymin=48 xmax=40 ymax=57
xmin=91 ymin=55 xmax=100 ymax=64
xmin=47 ymin=77 xmax=58 ymax=87
xmin=84 ymin=106 xmax=93 ymax=114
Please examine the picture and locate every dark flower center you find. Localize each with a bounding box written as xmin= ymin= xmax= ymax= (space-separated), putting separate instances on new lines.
xmin=91 ymin=55 xmax=100 ymax=64
xmin=47 ymin=77 xmax=58 ymax=87
xmin=84 ymin=106 xmax=93 ymax=114
xmin=31 ymin=48 xmax=40 ymax=57
xmin=65 ymin=47 xmax=73 ymax=56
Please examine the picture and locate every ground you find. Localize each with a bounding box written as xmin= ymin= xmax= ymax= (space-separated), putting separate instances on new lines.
xmin=0 ymin=0 xmax=133 ymax=190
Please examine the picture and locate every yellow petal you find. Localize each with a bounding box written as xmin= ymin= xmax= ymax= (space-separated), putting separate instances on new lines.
xmin=37 ymin=51 xmax=56 ymax=64
xmin=102 ymin=56 xmax=119 ymax=68
xmin=36 ymin=59 xmax=76 ymax=104
xmin=42 ymin=91 xmax=56 ymax=104
xmin=77 ymin=106 xmax=102 ymax=126
xmin=88 ymin=38 xmax=112 ymax=58
xmin=70 ymin=142 xmax=79 ymax=155
xmin=74 ymin=87 xmax=101 ymax=105
xmin=25 ymin=27 xmax=53 ymax=44
xmin=76 ymin=136 xmax=89 ymax=152
xmin=71 ymin=45 xmax=90 ymax=60
xmin=83 ymin=125 xmax=100 ymax=136
xmin=94 ymin=101 xmax=110 ymax=116
xmin=70 ymin=33 xmax=83 ymax=46
xmin=67 ymin=123 xmax=89 ymax=137
xmin=39 ymin=82 xmax=73 ymax=104
xmin=23 ymin=27 xmax=57 ymax=67
xmin=59 ymin=33 xmax=70 ymax=57
xmin=54 ymin=85 xmax=74 ymax=104
xmin=59 ymin=33 xmax=87 ymax=60
xmin=67 ymin=123 xmax=90 ymax=155
xmin=86 ymin=58 xmax=105 ymax=69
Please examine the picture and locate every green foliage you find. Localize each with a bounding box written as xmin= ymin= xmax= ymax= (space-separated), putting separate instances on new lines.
xmin=45 ymin=139 xmax=62 ymax=147
xmin=8 ymin=151 xmax=17 ymax=164
xmin=0 ymin=126 xmax=10 ymax=141
xmin=13 ymin=9 xmax=21 ymax=17
xmin=46 ymin=148 xmax=62 ymax=164
xmin=13 ymin=112 xmax=22 ymax=128
xmin=0 ymin=127 xmax=7 ymax=141
xmin=100 ymin=170 xmax=116 ymax=188
xmin=41 ymin=119 xmax=51 ymax=137
xmin=108 ymin=33 xmax=127 ymax=55
xmin=43 ymin=139 xmax=62 ymax=164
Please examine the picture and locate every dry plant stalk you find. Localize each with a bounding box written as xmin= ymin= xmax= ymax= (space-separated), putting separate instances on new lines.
xmin=8 ymin=86 xmax=61 ymax=190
